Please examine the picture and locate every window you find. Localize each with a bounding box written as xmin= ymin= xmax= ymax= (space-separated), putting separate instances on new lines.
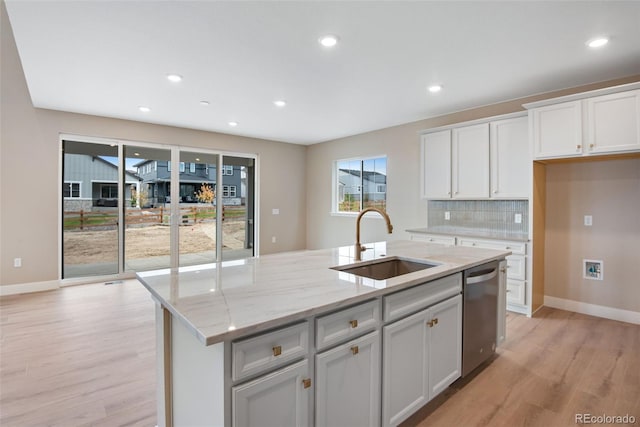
xmin=101 ymin=184 xmax=118 ymax=199
xmin=222 ymin=165 xmax=233 ymax=175
xmin=190 ymin=162 xmax=196 ymax=173
xmin=63 ymin=182 xmax=80 ymax=198
xmin=222 ymin=185 xmax=236 ymax=197
xmin=179 ymin=162 xmax=185 ymax=173
xmin=335 ymin=156 xmax=387 ymax=213
xmin=167 ymin=161 xmax=171 ymax=172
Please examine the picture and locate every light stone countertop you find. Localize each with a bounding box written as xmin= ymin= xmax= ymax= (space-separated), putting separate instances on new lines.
xmin=137 ymin=240 xmax=509 ymax=346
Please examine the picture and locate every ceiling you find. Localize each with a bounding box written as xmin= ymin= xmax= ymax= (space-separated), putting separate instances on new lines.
xmin=5 ymin=1 xmax=640 ymax=145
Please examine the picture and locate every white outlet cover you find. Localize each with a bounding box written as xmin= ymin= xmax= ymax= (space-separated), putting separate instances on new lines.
xmin=584 ymin=215 xmax=592 ymax=226
xmin=514 ymin=213 xmax=522 ymax=224
xmin=272 ymin=208 xmax=280 ymax=215
xmin=444 ymin=211 xmax=450 ymax=220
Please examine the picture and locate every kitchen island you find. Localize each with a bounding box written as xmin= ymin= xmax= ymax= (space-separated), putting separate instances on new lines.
xmin=138 ymin=240 xmax=509 ymax=427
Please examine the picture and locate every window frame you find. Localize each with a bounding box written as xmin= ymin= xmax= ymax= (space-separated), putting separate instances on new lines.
xmin=332 ymin=155 xmax=387 ymax=215
xmin=63 ymin=181 xmax=81 ymax=199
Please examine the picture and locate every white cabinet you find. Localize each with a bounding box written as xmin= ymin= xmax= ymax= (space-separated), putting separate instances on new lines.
xmin=530 ymin=88 xmax=640 ymax=159
xmin=497 ymin=260 xmax=507 ymax=346
xmin=232 ymin=358 xmax=312 ymax=427
xmin=420 ymin=114 xmax=528 ymax=199
xmin=421 ymin=130 xmax=452 ymax=198
xmin=452 ymin=123 xmax=490 ymax=198
xmin=531 ymin=100 xmax=583 ymax=159
xmin=409 ymin=233 xmax=456 ymax=246
xmin=382 ymin=294 xmax=462 ymax=427
xmin=315 ymin=331 xmax=381 ymax=427
xmin=490 ymin=116 xmax=530 ymax=198
xmin=586 ymin=90 xmax=640 ymax=154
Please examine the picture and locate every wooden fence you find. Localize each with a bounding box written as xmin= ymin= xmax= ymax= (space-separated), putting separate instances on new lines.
xmin=64 ymin=205 xmax=246 ymax=231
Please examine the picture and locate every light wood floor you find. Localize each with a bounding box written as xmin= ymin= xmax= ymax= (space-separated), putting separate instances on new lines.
xmin=1 ymin=281 xmax=638 ymax=426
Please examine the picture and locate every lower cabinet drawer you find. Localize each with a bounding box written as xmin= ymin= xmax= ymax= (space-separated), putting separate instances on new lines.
xmin=383 ymin=273 xmax=462 ymax=322
xmin=506 ymin=255 xmax=526 ymax=281
xmin=410 ymin=233 xmax=456 ymax=246
xmin=458 ymin=238 xmax=526 ymax=255
xmin=506 ymin=280 xmax=526 ymax=306
xmin=316 ymin=299 xmax=380 ymax=352
xmin=232 ymin=322 xmax=309 ymax=382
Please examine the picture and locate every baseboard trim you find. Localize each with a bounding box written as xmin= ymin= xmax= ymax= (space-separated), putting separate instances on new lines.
xmin=0 ymin=280 xmax=60 ymax=297
xmin=544 ymin=295 xmax=640 ymax=325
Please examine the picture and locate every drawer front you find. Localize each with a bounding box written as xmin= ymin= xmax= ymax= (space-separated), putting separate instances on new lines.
xmin=506 ymin=255 xmax=526 ymax=281
xmin=458 ymin=238 xmax=526 ymax=255
xmin=506 ymin=280 xmax=526 ymax=306
xmin=383 ymin=273 xmax=462 ymax=323
xmin=316 ymin=299 xmax=380 ymax=352
xmin=232 ymin=322 xmax=309 ymax=382
xmin=410 ymin=233 xmax=456 ymax=246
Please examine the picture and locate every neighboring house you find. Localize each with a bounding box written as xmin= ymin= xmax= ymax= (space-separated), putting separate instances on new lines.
xmin=338 ymin=169 xmax=387 ymax=203
xmin=63 ymin=154 xmax=140 ymax=211
xmin=134 ymin=160 xmax=243 ymax=206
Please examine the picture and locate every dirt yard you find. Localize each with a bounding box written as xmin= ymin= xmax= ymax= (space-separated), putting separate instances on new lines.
xmin=63 ymin=221 xmax=246 ymax=264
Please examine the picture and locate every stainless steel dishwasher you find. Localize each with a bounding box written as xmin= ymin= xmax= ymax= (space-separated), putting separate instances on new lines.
xmin=462 ymin=260 xmax=499 ymax=377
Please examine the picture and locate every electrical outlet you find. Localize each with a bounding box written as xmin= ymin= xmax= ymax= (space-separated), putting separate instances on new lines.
xmin=271 ymin=236 xmax=277 ymax=243
xmin=272 ymin=208 xmax=280 ymax=215
xmin=584 ymin=215 xmax=593 ymax=226
xmin=514 ymin=213 xmax=522 ymax=224
xmin=14 ymin=258 xmax=22 ymax=268
xmin=444 ymin=211 xmax=450 ymax=221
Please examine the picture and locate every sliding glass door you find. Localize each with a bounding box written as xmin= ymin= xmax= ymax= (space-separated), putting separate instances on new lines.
xmin=62 ymin=140 xmax=119 ymax=278
xmin=61 ymin=138 xmax=257 ymax=280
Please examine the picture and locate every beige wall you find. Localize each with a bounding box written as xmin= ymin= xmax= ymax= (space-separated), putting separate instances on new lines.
xmin=543 ymin=159 xmax=640 ymax=312
xmin=0 ymin=4 xmax=306 ymax=286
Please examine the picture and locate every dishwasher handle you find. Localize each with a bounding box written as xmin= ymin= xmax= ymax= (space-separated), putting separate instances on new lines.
xmin=466 ymin=268 xmax=498 ymax=285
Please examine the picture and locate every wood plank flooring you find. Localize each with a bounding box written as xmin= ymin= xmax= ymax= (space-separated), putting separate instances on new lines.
xmin=1 ymin=281 xmax=638 ymax=426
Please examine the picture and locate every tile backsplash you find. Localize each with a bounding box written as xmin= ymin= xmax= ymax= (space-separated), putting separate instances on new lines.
xmin=427 ymin=200 xmax=529 ymax=238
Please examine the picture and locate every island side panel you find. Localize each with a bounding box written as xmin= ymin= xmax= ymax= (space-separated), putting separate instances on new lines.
xmin=170 ymin=312 xmax=226 ymax=427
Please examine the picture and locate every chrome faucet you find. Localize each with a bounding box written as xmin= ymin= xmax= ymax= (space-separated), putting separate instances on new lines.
xmin=355 ymin=207 xmax=393 ymax=261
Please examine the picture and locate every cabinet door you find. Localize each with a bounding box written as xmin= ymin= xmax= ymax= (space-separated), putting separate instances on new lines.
xmin=586 ymin=90 xmax=640 ymax=154
xmin=427 ymin=294 xmax=462 ymax=399
xmin=490 ymin=116 xmax=530 ymax=198
xmin=232 ymin=359 xmax=311 ymax=427
xmin=421 ymin=130 xmax=451 ymax=198
xmin=531 ymin=100 xmax=583 ymax=159
xmin=452 ymin=123 xmax=490 ymax=198
xmin=315 ymin=331 xmax=381 ymax=427
xmin=382 ymin=310 xmax=429 ymax=427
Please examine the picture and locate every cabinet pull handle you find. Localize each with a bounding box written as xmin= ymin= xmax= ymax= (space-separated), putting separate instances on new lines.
xmin=302 ymin=378 xmax=312 ymax=389
xmin=506 ymin=290 xmax=512 ymax=293
xmin=433 ymin=318 xmax=438 ymax=325
xmin=427 ymin=320 xmax=434 ymax=327
xmin=351 ymin=346 xmax=359 ymax=355
xmin=589 ymin=144 xmax=594 ymax=149
xmin=500 ymin=268 xmax=507 ymax=273
xmin=272 ymin=346 xmax=282 ymax=357
xmin=493 ymin=190 xmax=498 ymax=194
xmin=577 ymin=144 xmax=582 ymax=150
xmin=349 ymin=319 xmax=358 ymax=328
xmin=427 ymin=318 xmax=438 ymax=327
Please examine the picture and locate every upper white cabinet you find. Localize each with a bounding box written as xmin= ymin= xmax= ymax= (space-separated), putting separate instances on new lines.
xmin=586 ymin=90 xmax=640 ymax=154
xmin=421 ymin=129 xmax=452 ymax=198
xmin=528 ymin=87 xmax=640 ymax=159
xmin=452 ymin=123 xmax=490 ymax=198
xmin=421 ymin=113 xmax=529 ymax=200
xmin=490 ymin=116 xmax=530 ymax=198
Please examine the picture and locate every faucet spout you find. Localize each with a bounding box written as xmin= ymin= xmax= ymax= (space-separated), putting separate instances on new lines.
xmin=355 ymin=207 xmax=393 ymax=261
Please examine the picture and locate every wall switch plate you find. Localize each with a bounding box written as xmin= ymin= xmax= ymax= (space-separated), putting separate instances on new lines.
xmin=514 ymin=213 xmax=522 ymax=224
xmin=584 ymin=215 xmax=593 ymax=226
xmin=271 ymin=236 xmax=276 ymax=243
xmin=272 ymin=208 xmax=280 ymax=215
xmin=444 ymin=211 xmax=450 ymax=221
xmin=14 ymin=258 xmax=22 ymax=268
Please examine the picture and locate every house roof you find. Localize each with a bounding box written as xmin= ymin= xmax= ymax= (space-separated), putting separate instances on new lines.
xmin=339 ymin=169 xmax=387 ymax=184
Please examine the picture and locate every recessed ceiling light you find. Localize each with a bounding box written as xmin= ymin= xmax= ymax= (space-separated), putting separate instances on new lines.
xmin=228 ymin=121 xmax=238 ymax=127
xmin=273 ymin=100 xmax=287 ymax=108
xmin=587 ymin=37 xmax=609 ymax=48
xmin=138 ymin=106 xmax=151 ymax=112
xmin=319 ymin=34 xmax=339 ymax=47
xmin=134 ymin=152 xmax=140 ymax=156
xmin=199 ymin=100 xmax=210 ymax=106
xmin=428 ymin=85 xmax=443 ymax=93
xmin=166 ymin=74 xmax=183 ymax=82
xmin=195 ymin=158 xmax=200 ymax=161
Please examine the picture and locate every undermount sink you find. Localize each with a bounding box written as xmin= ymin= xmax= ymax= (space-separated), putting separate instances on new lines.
xmin=332 ymin=257 xmax=439 ymax=280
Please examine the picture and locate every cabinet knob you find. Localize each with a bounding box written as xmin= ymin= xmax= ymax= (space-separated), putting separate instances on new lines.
xmin=427 ymin=318 xmax=439 ymax=327
xmin=351 ymin=346 xmax=359 ymax=355
xmin=589 ymin=144 xmax=594 ymax=149
xmin=500 ymin=268 xmax=507 ymax=273
xmin=493 ymin=190 xmax=498 ymax=194
xmin=349 ymin=319 xmax=358 ymax=328
xmin=576 ymin=144 xmax=582 ymax=150
xmin=302 ymin=378 xmax=312 ymax=389
xmin=272 ymin=346 xmax=282 ymax=357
